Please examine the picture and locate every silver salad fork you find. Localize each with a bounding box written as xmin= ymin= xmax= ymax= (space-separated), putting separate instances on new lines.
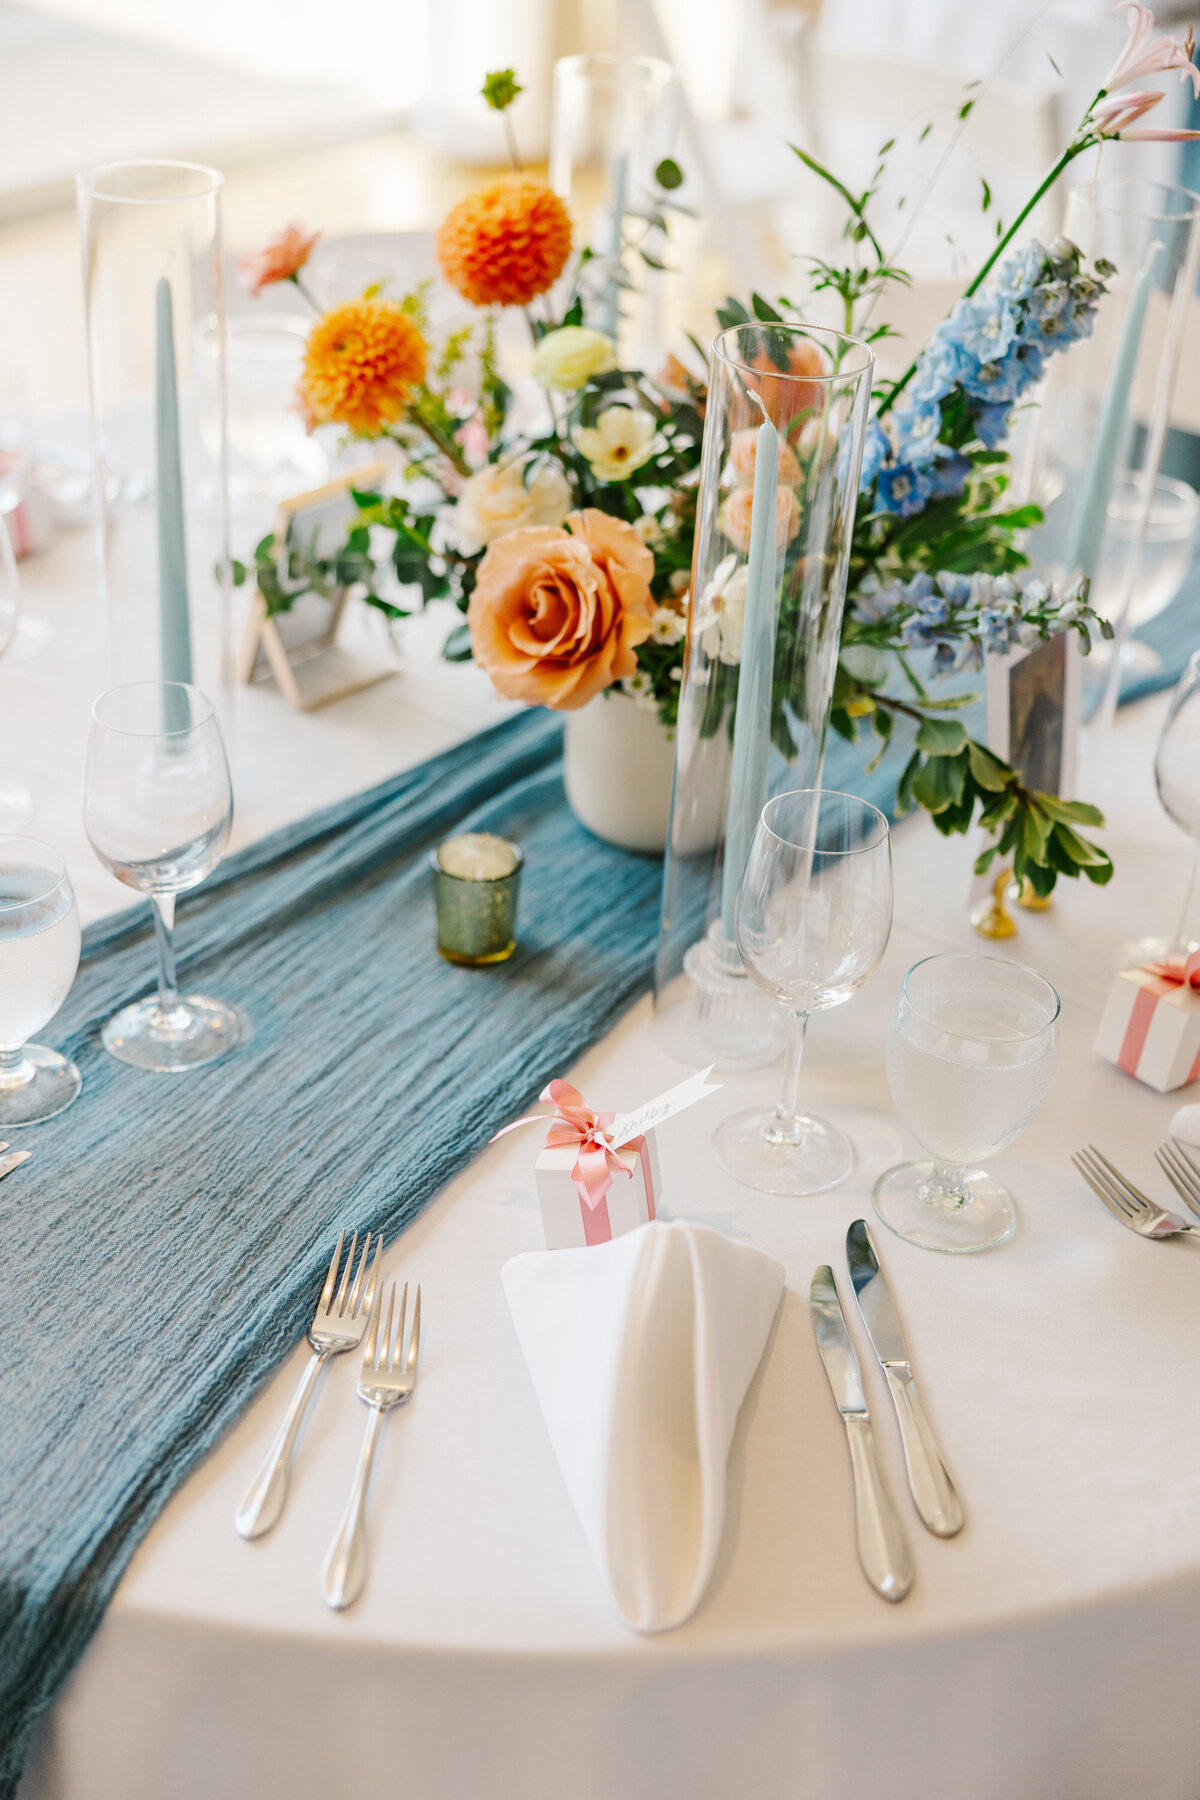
xmin=235 ymin=1228 xmax=382 ymax=1540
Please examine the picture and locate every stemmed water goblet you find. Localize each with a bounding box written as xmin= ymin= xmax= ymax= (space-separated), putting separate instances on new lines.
xmin=0 ymin=837 xmax=82 ymax=1126
xmin=873 ymin=953 xmax=1059 ymax=1254
xmin=0 ymin=511 xmax=34 ymax=832
xmin=83 ymin=681 xmax=241 ymax=1072
xmin=713 ymin=789 xmax=893 ymax=1195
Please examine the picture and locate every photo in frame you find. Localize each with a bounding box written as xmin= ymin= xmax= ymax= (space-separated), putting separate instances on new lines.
xmin=968 ymin=632 xmax=1083 ymax=916
xmin=236 ymin=461 xmax=399 ymax=711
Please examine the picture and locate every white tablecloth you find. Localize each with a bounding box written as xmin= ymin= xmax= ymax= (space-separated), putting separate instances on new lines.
xmin=12 ymin=516 xmax=1200 ymax=1800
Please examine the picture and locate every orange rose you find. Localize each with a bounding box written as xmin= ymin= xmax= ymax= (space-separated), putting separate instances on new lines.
xmin=718 ymin=485 xmax=801 ymax=555
xmin=468 ymin=508 xmax=655 ymax=710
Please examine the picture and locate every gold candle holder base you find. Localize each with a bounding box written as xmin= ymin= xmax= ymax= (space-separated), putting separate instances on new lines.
xmin=1009 ymin=876 xmax=1053 ymax=912
xmin=970 ymin=867 xmax=1017 ymax=940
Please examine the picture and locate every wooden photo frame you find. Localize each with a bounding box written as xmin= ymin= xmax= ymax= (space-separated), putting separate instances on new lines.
xmin=237 ymin=460 xmax=399 ymax=711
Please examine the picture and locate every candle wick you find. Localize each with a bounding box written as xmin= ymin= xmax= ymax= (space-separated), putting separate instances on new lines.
xmin=749 ymin=389 xmax=771 ymax=427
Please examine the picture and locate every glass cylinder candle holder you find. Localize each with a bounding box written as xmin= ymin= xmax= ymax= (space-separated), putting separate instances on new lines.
xmin=77 ymin=160 xmax=232 ymax=706
xmin=549 ymin=53 xmax=679 ymax=368
xmin=654 ymin=322 xmax=874 ymax=1071
xmin=1028 ymin=180 xmax=1200 ymax=726
xmin=433 ymin=833 xmax=523 ymax=966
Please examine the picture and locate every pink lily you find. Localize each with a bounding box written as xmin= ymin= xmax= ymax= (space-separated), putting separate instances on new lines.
xmin=1101 ymin=4 xmax=1200 ymax=99
xmin=1092 ymin=87 xmax=1200 ymax=137
xmin=1092 ymin=88 xmax=1164 ymax=130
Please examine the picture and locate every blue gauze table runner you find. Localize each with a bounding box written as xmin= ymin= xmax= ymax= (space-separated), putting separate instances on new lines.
xmin=0 ymin=707 xmax=668 ymax=1791
xmin=3 ymin=584 xmax=1196 ymax=1790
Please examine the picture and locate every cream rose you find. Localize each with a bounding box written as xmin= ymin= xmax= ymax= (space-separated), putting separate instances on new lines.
xmin=452 ymin=460 xmax=571 ymax=553
xmin=532 ymin=325 xmax=618 ymax=392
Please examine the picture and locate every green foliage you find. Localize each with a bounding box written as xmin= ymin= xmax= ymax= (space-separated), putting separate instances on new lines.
xmin=481 ymin=68 xmax=522 ymax=111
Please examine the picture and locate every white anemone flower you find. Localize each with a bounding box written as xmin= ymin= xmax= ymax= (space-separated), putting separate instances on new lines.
xmin=693 ymin=554 xmax=748 ymax=665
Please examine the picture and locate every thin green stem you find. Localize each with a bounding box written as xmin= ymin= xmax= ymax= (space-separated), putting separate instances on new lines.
xmin=291 ymin=273 xmax=323 ymax=314
xmin=401 ymin=406 xmax=471 ymax=478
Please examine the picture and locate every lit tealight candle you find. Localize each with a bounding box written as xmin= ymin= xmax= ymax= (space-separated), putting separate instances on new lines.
xmin=433 ymin=832 xmax=524 ymax=966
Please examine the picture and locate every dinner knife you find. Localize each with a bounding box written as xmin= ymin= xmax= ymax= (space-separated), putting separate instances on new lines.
xmin=0 ymin=1149 xmax=32 ymax=1183
xmin=846 ymin=1220 xmax=964 ymax=1538
xmin=810 ymin=1264 xmax=914 ymax=1602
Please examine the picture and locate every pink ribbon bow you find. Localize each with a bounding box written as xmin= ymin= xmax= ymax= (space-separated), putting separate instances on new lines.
xmin=1144 ymin=951 xmax=1200 ymax=990
xmin=540 ymin=1078 xmax=633 ymax=1213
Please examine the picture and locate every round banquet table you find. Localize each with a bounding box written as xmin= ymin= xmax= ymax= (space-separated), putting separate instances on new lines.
xmin=11 ymin=519 xmax=1200 ymax=1800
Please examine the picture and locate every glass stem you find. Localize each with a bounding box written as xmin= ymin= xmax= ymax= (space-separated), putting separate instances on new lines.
xmin=151 ymin=893 xmax=181 ymax=1021
xmin=773 ymin=1009 xmax=809 ymax=1142
xmin=923 ymin=1159 xmax=970 ymax=1209
xmin=1172 ymin=843 xmax=1200 ymax=956
xmin=0 ymin=1044 xmax=34 ymax=1090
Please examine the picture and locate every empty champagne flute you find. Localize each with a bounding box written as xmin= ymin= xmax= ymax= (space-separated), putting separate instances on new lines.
xmin=0 ymin=837 xmax=82 ymax=1125
xmin=874 ymin=954 xmax=1059 ymax=1254
xmin=714 ymin=790 xmax=893 ymax=1195
xmin=83 ymin=682 xmax=239 ymax=1072
xmin=0 ymin=511 xmax=34 ymax=832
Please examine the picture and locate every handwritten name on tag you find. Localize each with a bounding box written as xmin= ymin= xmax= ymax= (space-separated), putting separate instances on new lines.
xmin=610 ymin=1065 xmax=721 ymax=1148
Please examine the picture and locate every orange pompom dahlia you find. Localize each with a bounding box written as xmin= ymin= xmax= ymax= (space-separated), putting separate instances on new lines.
xmin=300 ymin=298 xmax=427 ymax=435
xmin=436 ymin=176 xmax=572 ymax=309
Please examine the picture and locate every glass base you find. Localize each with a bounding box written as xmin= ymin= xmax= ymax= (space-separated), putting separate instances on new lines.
xmin=873 ymin=1160 xmax=1016 ymax=1253
xmin=0 ymin=1043 xmax=82 ymax=1125
xmin=653 ymin=930 xmax=785 ymax=1073
xmin=102 ymin=994 xmax=241 ymax=1072
xmin=713 ymin=1106 xmax=853 ymax=1195
xmin=0 ymin=775 xmax=34 ymax=832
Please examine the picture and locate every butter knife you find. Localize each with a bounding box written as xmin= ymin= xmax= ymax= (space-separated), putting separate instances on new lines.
xmin=810 ymin=1264 xmax=914 ymax=1602
xmin=0 ymin=1148 xmax=32 ymax=1182
xmin=846 ymin=1220 xmax=964 ymax=1538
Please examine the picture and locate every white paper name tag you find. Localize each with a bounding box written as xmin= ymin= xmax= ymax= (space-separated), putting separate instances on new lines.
xmin=609 ymin=1065 xmax=721 ymax=1148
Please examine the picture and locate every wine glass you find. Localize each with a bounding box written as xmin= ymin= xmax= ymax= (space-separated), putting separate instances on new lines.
xmin=874 ymin=954 xmax=1059 ymax=1254
xmin=713 ymin=789 xmax=893 ymax=1195
xmin=0 ymin=836 xmax=82 ymax=1126
xmin=0 ymin=512 xmax=34 ymax=832
xmin=83 ymin=682 xmax=240 ymax=1072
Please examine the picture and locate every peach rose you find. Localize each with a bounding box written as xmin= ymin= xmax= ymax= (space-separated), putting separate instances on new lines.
xmin=718 ymin=485 xmax=801 ymax=555
xmin=468 ymin=508 xmax=655 ymax=710
xmin=728 ymin=427 xmax=801 ymax=489
xmin=749 ymin=338 xmax=829 ymax=440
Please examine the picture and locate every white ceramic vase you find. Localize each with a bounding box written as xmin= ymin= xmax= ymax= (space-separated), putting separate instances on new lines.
xmin=563 ymin=691 xmax=676 ymax=853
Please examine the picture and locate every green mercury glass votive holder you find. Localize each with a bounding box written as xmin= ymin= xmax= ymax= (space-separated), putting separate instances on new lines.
xmin=433 ymin=832 xmax=524 ymax=966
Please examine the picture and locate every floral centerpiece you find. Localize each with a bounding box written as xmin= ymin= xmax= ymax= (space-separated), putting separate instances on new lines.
xmin=234 ymin=7 xmax=1200 ymax=895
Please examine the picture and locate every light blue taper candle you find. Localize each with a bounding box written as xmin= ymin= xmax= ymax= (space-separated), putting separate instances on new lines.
xmin=1065 ymin=240 xmax=1163 ymax=579
xmin=720 ymin=413 xmax=779 ymax=940
xmin=155 ymin=274 xmax=193 ymax=697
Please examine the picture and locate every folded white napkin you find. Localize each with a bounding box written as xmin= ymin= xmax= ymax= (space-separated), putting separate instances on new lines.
xmin=1171 ymin=1103 xmax=1200 ymax=1146
xmin=502 ymin=1218 xmax=784 ymax=1633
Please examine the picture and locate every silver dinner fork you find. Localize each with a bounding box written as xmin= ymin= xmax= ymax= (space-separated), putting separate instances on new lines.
xmin=322 ymin=1277 xmax=422 ymax=1611
xmin=235 ymin=1229 xmax=383 ymax=1540
xmin=1155 ymin=1140 xmax=1200 ymax=1222
xmin=1072 ymin=1145 xmax=1195 ymax=1239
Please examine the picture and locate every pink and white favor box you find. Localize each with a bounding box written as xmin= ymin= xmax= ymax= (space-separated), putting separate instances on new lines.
xmin=497 ymin=1067 xmax=721 ymax=1251
xmin=536 ymin=1127 xmax=663 ymax=1249
xmin=1095 ymin=954 xmax=1200 ymax=1093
